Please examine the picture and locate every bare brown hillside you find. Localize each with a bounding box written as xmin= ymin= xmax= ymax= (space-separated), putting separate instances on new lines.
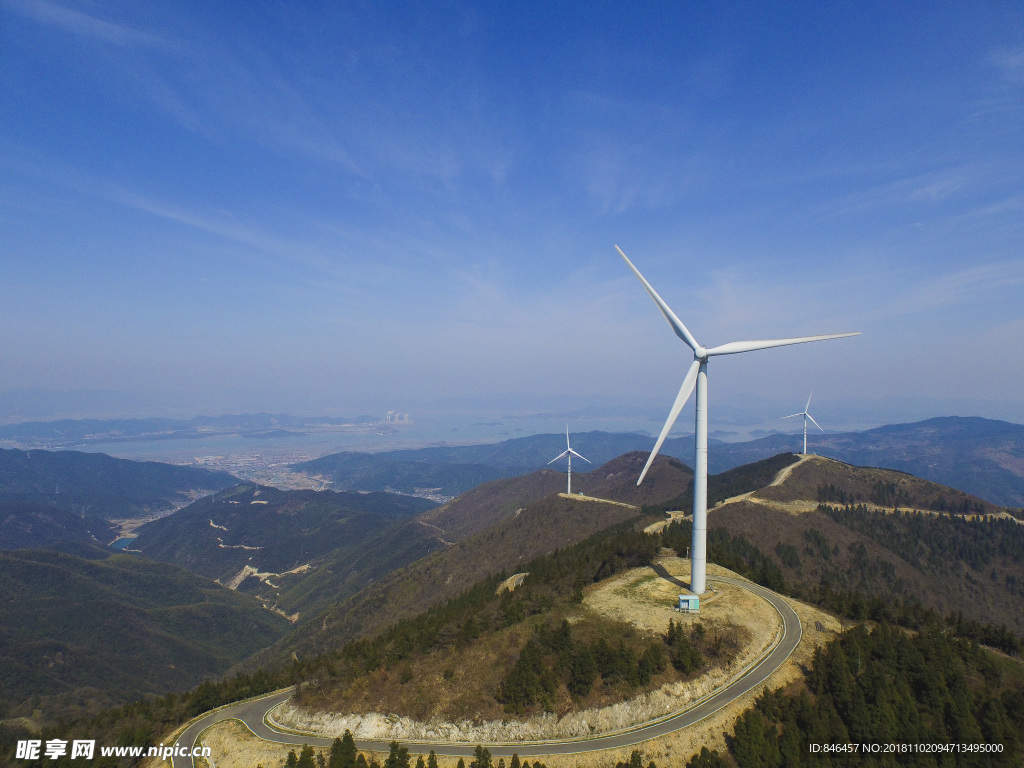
xmin=417 ymin=451 xmax=693 ymax=545
xmin=246 ymin=454 xmax=692 ymax=667
xmin=416 ymin=471 xmax=566 ymax=544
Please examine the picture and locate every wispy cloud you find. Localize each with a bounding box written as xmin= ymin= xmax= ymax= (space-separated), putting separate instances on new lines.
xmin=898 ymin=260 xmax=1024 ymax=315
xmin=811 ymin=167 xmax=975 ymax=219
xmin=6 ymin=0 xmax=174 ymax=48
xmin=990 ymin=46 xmax=1024 ymax=84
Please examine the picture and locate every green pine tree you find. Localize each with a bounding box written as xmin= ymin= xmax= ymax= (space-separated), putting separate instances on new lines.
xmin=473 ymin=745 xmax=492 ymax=768
xmin=298 ymin=745 xmax=316 ymax=768
xmin=686 ymin=747 xmax=728 ymax=768
xmin=332 ymin=731 xmax=358 ymax=768
xmin=384 ymin=741 xmax=410 ymax=768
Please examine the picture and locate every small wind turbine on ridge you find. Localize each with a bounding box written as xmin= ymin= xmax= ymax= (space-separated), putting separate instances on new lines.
xmin=617 ymin=245 xmax=859 ymax=595
xmin=548 ymin=425 xmax=590 ymax=495
xmin=781 ymin=390 xmax=823 ymax=455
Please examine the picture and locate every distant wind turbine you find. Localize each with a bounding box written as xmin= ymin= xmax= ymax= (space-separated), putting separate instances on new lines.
xmin=548 ymin=425 xmax=591 ymax=495
xmin=781 ymin=391 xmax=823 ymax=455
xmin=617 ymin=245 xmax=859 ymax=595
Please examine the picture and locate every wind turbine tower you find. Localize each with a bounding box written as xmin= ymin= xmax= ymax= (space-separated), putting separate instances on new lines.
xmin=782 ymin=391 xmax=823 ymax=455
xmin=617 ymin=246 xmax=859 ymax=595
xmin=548 ymin=425 xmax=591 ymax=495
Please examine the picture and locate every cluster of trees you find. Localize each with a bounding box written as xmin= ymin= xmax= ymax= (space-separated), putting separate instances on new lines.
xmin=664 ymin=619 xmax=703 ymax=674
xmin=497 ymin=619 xmax=667 ymax=714
xmin=929 ymin=495 xmax=988 ymax=515
xmin=817 ymin=480 xmax=989 ymax=517
xmin=663 ymin=515 xmax=1024 ymax=660
xmin=867 ymin=479 xmax=914 ymax=508
xmin=497 ymin=615 xmax=719 ymax=715
xmin=820 ymin=503 xmax=1024 ymax=573
xmin=709 ymin=528 xmax=787 ymax=593
xmin=773 ymin=542 xmax=801 ymax=570
xmin=947 ymin=613 xmax=1023 ymax=657
xmin=297 ymin=522 xmax=662 ymax=708
xmin=801 ymin=528 xmax=835 ymax=562
xmin=663 ymin=518 xmax=787 ymax=593
xmin=275 ymin=736 xmax=661 ymax=768
xmin=817 ymin=482 xmax=854 ymax=505
xmin=280 ymin=733 xmax=427 ymax=768
xmin=1 ymin=667 xmax=296 ymax=768
xmin=727 ymin=623 xmax=1024 ymax=767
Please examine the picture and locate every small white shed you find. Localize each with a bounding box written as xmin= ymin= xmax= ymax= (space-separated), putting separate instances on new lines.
xmin=678 ymin=594 xmax=700 ymax=612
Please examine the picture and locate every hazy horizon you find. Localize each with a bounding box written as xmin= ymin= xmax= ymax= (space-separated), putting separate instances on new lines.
xmin=1 ymin=386 xmax=1021 ymax=464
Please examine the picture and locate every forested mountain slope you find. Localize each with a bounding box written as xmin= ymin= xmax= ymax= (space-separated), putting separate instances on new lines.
xmin=0 ymin=546 xmax=289 ymax=724
xmin=0 ymin=501 xmax=116 ymax=550
xmin=131 ymin=485 xmax=437 ymax=618
xmin=687 ymin=455 xmax=1024 ymax=634
xmin=0 ymin=448 xmax=237 ymax=520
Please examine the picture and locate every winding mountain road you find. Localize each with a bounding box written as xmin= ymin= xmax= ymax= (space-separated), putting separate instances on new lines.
xmin=173 ymin=576 xmax=800 ymax=766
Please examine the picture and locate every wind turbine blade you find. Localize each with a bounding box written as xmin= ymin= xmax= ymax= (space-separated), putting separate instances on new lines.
xmin=566 ymin=424 xmax=570 ymax=451
xmin=780 ymin=412 xmax=804 ymax=419
xmin=616 ymin=245 xmax=700 ymax=352
xmin=568 ymin=449 xmax=591 ymax=463
xmin=805 ymin=390 xmax=814 ymax=412
xmin=638 ymin=359 xmax=700 ymax=485
xmin=705 ymin=332 xmax=860 ymax=357
xmin=807 ymin=413 xmax=824 ymax=432
xmin=548 ymin=450 xmax=569 ymax=464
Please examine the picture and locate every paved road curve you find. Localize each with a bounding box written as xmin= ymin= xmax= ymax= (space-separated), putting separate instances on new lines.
xmin=173 ymin=576 xmax=800 ymax=766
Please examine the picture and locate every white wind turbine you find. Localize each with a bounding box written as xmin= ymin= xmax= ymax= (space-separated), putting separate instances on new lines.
xmin=548 ymin=425 xmax=591 ymax=495
xmin=617 ymin=246 xmax=859 ymax=595
xmin=781 ymin=391 xmax=823 ymax=455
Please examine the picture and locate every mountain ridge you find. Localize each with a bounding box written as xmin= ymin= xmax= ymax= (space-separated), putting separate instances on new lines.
xmin=295 ymin=417 xmax=1024 ymax=507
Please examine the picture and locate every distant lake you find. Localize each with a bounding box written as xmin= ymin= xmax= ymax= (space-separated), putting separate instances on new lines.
xmin=109 ymin=537 xmax=135 ymax=550
xmin=61 ymin=412 xmax=662 ymax=465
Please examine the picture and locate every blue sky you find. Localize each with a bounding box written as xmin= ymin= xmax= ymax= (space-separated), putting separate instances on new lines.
xmin=1 ymin=1 xmax=1022 ymax=429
